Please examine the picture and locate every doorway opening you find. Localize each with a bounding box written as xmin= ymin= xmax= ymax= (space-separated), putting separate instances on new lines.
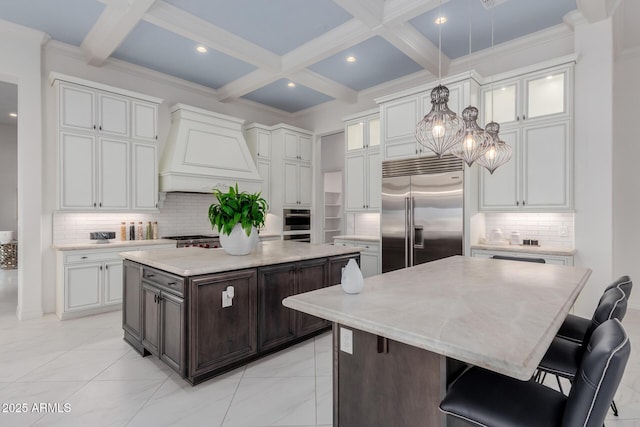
xmin=0 ymin=81 xmax=18 ymax=317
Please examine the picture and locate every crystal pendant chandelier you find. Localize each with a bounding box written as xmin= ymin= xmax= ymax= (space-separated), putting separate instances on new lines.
xmin=450 ymin=106 xmax=492 ymax=166
xmin=415 ymin=0 xmax=464 ymax=158
xmin=476 ymin=121 xmax=512 ymax=174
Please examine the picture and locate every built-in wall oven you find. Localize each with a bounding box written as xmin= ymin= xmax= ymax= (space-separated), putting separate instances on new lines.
xmin=283 ymin=209 xmax=311 ymax=243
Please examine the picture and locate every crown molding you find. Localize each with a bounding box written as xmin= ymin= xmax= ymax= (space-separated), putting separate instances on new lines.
xmin=0 ymin=19 xmax=50 ymax=45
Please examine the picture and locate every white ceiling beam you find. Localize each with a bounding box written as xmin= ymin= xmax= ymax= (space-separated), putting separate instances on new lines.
xmin=281 ymin=20 xmax=372 ymax=72
xmin=576 ymin=0 xmax=610 ymax=23
xmin=377 ymin=22 xmax=446 ymax=77
xmin=333 ymin=0 xmax=385 ymax=28
xmin=216 ymin=69 xmax=280 ymax=102
xmin=81 ymin=0 xmax=158 ymax=66
xmin=383 ymin=0 xmax=448 ymax=25
xmin=143 ymin=1 xmax=281 ymax=71
xmin=290 ymin=69 xmax=358 ymax=103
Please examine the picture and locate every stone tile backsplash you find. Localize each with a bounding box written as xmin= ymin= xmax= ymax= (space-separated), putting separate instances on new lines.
xmin=484 ymin=212 xmax=575 ymax=248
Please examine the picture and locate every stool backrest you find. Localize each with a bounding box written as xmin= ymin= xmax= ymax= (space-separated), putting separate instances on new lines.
xmin=604 ymin=275 xmax=633 ymax=299
xmin=562 ymin=319 xmax=630 ymax=427
xmin=582 ymin=287 xmax=627 ymax=347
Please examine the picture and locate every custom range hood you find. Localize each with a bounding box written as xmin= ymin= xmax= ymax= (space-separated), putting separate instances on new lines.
xmin=159 ymin=104 xmax=263 ymax=193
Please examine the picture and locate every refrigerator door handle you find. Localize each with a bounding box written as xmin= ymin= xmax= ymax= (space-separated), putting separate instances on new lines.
xmin=405 ymin=197 xmax=410 ymax=268
xmin=409 ymin=197 xmax=415 ymax=267
xmin=413 ymin=225 xmax=424 ymax=249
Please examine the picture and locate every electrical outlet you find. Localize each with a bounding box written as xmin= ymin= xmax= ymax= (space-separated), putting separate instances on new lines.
xmin=559 ymin=225 xmax=568 ymax=237
xmin=340 ymin=327 xmax=353 ymax=354
xmin=222 ymin=290 xmax=232 ymax=308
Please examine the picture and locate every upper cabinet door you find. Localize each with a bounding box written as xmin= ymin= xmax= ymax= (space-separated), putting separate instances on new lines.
xmin=368 ymin=118 xmax=380 ymax=148
xmin=98 ymin=138 xmax=129 ymax=209
xmin=132 ymin=100 xmax=158 ymax=142
xmin=346 ymin=122 xmax=364 ymax=151
xmin=256 ymin=130 xmax=271 ymax=158
xmin=98 ymin=93 xmax=129 ymax=137
xmin=478 ymin=128 xmax=519 ymax=210
xmin=299 ymin=164 xmax=312 ymax=206
xmin=482 ymin=81 xmax=519 ymax=127
xmin=299 ymin=135 xmax=312 ymax=162
xmin=60 ymin=132 xmax=96 ymax=209
xmin=59 ymin=84 xmax=96 ymax=132
xmin=132 ymin=143 xmax=158 ymax=210
xmin=283 ymin=132 xmax=299 ymax=160
xmin=524 ymin=71 xmax=568 ymax=121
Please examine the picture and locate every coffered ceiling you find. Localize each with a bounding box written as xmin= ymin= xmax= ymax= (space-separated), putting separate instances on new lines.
xmin=0 ymin=0 xmax=617 ymax=116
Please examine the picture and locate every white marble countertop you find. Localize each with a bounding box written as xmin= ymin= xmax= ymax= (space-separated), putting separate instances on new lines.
xmin=333 ymin=235 xmax=380 ymax=243
xmin=53 ymin=239 xmax=177 ymax=251
xmin=283 ymin=255 xmax=591 ymax=380
xmin=120 ymin=241 xmax=361 ymax=277
xmin=471 ymin=244 xmax=576 ymax=256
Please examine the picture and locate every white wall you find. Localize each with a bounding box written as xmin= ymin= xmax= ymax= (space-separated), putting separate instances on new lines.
xmin=0 ymin=123 xmax=17 ymax=233
xmin=0 ymin=20 xmax=47 ymax=319
xmin=613 ymin=50 xmax=640 ymax=309
xmin=572 ymin=17 xmax=615 ymax=316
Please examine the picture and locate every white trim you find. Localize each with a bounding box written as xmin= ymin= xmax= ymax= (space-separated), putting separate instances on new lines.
xmin=48 ymin=72 xmax=163 ymax=104
xmin=374 ymin=70 xmax=482 ymax=104
xmin=478 ymin=54 xmax=578 ymax=85
xmin=342 ymin=108 xmax=380 ymax=122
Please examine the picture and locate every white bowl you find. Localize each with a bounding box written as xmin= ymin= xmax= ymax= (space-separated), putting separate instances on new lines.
xmin=0 ymin=231 xmax=13 ymax=244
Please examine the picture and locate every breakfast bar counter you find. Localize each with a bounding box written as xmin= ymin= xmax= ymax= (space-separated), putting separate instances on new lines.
xmin=283 ymin=255 xmax=592 ymax=426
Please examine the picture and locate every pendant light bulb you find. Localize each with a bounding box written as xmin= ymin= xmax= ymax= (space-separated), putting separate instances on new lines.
xmin=450 ymin=106 xmax=491 ymax=166
xmin=476 ymin=121 xmax=512 ymax=174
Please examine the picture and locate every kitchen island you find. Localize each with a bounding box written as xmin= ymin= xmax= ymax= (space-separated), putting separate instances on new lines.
xmin=120 ymin=240 xmax=361 ymax=384
xmin=283 ymin=255 xmax=592 ymax=427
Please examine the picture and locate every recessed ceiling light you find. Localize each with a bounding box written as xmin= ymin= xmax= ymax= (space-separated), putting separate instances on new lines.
xmin=546 ymin=75 xmax=554 ymax=80
xmin=287 ymin=82 xmax=296 ymax=88
xmin=346 ymin=56 xmax=356 ymax=63
xmin=435 ymin=16 xmax=447 ymax=25
xmin=196 ymin=45 xmax=208 ymax=53
xmin=9 ymin=113 xmax=17 ymax=118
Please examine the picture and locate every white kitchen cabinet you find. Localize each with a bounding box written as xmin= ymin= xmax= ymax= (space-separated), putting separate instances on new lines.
xmin=283 ymin=131 xmax=312 ymax=162
xmin=284 ymin=161 xmax=312 ymax=207
xmin=345 ymin=112 xmax=381 ymax=212
xmin=256 ymin=159 xmax=271 ymax=211
xmin=59 ymin=133 xmax=129 ymax=210
xmin=56 ymin=243 xmax=175 ymax=320
xmin=59 ymin=82 xmax=130 ymax=138
xmin=479 ymin=63 xmax=574 ymax=212
xmin=52 ymin=74 xmax=162 ymax=212
xmin=132 ymin=100 xmax=158 ymax=142
xmin=333 ymin=238 xmax=381 ymax=277
xmin=479 ymin=122 xmax=572 ymax=211
xmin=345 ymin=150 xmax=381 ymax=211
xmin=470 ymin=248 xmax=573 ymax=266
xmin=132 ymin=142 xmax=158 ymax=210
xmin=481 ymin=65 xmax=571 ymax=127
xmin=245 ymin=124 xmax=272 ymax=159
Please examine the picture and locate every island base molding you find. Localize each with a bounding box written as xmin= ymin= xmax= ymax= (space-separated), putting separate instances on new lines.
xmin=332 ymin=324 xmax=469 ymax=427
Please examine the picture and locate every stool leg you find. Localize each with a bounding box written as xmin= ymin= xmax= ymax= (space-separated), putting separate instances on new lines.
xmin=555 ymin=375 xmax=564 ymax=394
xmin=611 ymin=400 xmax=619 ymax=416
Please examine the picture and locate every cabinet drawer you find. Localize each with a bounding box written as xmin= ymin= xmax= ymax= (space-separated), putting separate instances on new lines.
xmin=142 ymin=268 xmax=184 ymax=296
xmin=65 ymin=251 xmax=121 ymax=263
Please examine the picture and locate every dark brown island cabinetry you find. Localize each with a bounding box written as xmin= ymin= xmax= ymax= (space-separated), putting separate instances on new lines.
xmin=257 ymin=258 xmax=329 ymax=351
xmin=122 ymin=252 xmax=359 ymax=385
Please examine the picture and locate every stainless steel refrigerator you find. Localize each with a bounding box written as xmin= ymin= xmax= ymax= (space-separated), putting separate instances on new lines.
xmin=381 ymin=156 xmax=464 ymax=273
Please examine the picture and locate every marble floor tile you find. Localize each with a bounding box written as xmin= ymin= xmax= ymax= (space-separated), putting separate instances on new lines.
xmin=222 ymin=376 xmax=316 ymax=427
xmin=316 ymin=375 xmax=333 ymax=426
xmin=0 ymin=381 xmax=86 ymax=427
xmin=127 ymin=373 xmax=240 ymax=427
xmin=31 ymin=379 xmax=163 ymax=427
xmin=244 ymin=340 xmax=316 ymax=378
xmin=16 ymin=349 xmax=130 ymax=382
xmin=0 ymin=348 xmax=66 ymax=382
xmin=93 ymin=350 xmax=173 ymax=381
xmin=314 ymin=332 xmax=333 ymax=377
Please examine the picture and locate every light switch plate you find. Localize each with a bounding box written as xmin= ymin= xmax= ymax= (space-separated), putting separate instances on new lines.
xmin=340 ymin=327 xmax=353 ymax=354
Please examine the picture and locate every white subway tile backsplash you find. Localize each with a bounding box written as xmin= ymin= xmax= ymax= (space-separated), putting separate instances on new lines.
xmin=484 ymin=212 xmax=575 ymax=248
xmin=53 ymin=193 xmax=218 ymax=244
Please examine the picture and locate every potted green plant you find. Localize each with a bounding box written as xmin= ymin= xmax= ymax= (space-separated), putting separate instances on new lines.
xmin=208 ymin=184 xmax=268 ymax=255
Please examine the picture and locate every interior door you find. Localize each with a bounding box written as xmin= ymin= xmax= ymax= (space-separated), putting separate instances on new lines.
xmin=410 ymin=172 xmax=463 ymax=266
xmin=381 ymin=175 xmax=410 ymax=273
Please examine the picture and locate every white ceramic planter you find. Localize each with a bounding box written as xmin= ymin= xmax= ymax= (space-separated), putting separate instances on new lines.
xmin=219 ymin=224 xmax=259 ymax=255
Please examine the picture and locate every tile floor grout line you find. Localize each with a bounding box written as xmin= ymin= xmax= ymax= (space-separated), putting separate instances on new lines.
xmin=123 ymin=372 xmax=173 ymax=427
xmin=219 ymin=365 xmax=247 ymax=427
